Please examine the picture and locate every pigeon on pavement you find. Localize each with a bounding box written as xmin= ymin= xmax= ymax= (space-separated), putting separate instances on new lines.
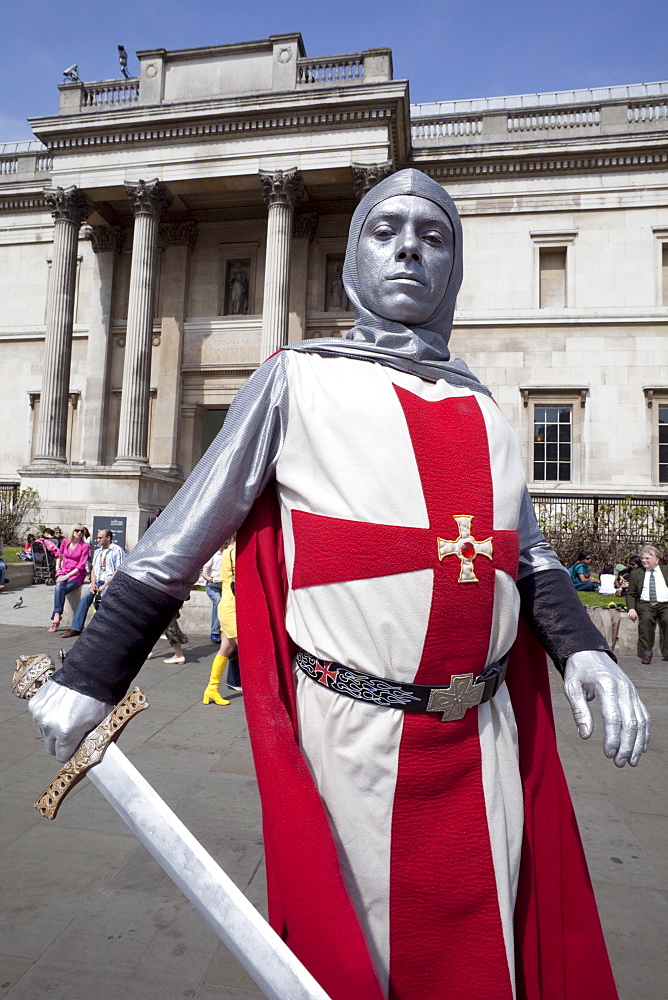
xmin=13 ymin=596 xmax=24 ymax=609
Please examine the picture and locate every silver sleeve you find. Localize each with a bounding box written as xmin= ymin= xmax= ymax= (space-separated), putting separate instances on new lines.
xmin=120 ymin=351 xmax=289 ymax=601
xmin=517 ymin=487 xmax=567 ymax=581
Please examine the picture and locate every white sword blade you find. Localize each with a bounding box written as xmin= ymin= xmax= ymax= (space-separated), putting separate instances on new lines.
xmin=89 ymin=742 xmax=331 ymax=1000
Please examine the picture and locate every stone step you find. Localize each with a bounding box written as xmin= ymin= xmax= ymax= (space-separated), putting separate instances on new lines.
xmin=1 ymin=561 xmax=37 ymax=590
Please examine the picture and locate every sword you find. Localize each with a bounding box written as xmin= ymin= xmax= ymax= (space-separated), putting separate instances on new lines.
xmin=13 ymin=657 xmax=331 ymax=1000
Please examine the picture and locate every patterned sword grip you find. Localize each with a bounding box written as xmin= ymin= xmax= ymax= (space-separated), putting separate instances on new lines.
xmin=34 ymin=688 xmax=149 ymax=821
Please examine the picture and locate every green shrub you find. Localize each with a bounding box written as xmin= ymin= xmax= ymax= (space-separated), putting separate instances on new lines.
xmin=0 ymin=488 xmax=40 ymax=545
xmin=534 ymin=496 xmax=668 ymax=569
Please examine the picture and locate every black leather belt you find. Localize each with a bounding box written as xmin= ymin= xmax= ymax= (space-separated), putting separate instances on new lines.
xmin=295 ymin=650 xmax=508 ymax=722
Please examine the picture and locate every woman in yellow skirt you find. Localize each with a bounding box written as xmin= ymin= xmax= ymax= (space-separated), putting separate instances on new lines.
xmin=202 ymin=539 xmax=236 ymax=705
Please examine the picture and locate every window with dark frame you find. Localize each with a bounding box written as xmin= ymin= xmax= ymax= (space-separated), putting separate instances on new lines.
xmin=201 ymin=409 xmax=228 ymax=462
xmin=533 ymin=405 xmax=572 ymax=481
xmin=659 ymin=403 xmax=668 ymax=484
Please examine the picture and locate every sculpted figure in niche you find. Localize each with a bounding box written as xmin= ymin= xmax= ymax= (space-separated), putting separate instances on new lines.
xmin=29 ymin=169 xmax=643 ymax=1000
xmin=227 ymin=260 xmax=249 ymax=315
xmin=327 ymin=259 xmax=345 ymax=311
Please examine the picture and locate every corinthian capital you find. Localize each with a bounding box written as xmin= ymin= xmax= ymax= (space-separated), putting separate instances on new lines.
xmin=160 ymin=220 xmax=198 ymax=250
xmin=44 ymin=186 xmax=92 ymax=226
xmin=351 ymin=162 xmax=394 ymax=202
xmin=125 ymin=179 xmax=173 ymax=219
xmin=259 ymin=168 xmax=304 ymax=210
xmin=83 ymin=225 xmax=124 ymax=254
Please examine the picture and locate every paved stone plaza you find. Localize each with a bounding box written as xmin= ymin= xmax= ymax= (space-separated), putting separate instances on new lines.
xmin=0 ymin=583 xmax=667 ymax=999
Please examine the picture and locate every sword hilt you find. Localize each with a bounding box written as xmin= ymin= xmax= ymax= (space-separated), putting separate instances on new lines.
xmin=34 ymin=688 xmax=149 ymax=820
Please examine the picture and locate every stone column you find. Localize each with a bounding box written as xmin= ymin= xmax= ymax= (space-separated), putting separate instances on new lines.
xmin=259 ymin=168 xmax=303 ymax=361
xmin=289 ymin=211 xmax=318 ymax=344
xmin=351 ymin=162 xmax=394 ymax=202
xmin=115 ymin=179 xmax=172 ymax=466
xmin=80 ymin=226 xmax=123 ymax=465
xmin=152 ymin=220 xmax=198 ymax=472
xmin=33 ymin=186 xmax=92 ymax=464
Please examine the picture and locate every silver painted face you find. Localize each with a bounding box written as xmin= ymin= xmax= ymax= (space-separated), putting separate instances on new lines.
xmin=356 ymin=194 xmax=454 ymax=326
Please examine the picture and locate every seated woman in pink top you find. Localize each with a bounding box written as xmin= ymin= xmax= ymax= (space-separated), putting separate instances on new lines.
xmin=48 ymin=523 xmax=91 ymax=632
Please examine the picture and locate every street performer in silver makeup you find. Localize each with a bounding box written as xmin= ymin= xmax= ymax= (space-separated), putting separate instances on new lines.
xmin=30 ymin=169 xmax=646 ymax=1000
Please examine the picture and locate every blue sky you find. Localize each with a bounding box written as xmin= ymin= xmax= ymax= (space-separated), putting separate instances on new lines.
xmin=2 ymin=0 xmax=667 ymax=140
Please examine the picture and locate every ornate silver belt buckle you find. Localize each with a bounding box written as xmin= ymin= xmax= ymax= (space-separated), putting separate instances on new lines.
xmin=426 ymin=673 xmax=485 ymax=722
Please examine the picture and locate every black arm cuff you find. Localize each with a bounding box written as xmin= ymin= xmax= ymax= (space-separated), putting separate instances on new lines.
xmin=517 ymin=568 xmax=616 ymax=676
xmin=52 ymin=573 xmax=182 ymax=704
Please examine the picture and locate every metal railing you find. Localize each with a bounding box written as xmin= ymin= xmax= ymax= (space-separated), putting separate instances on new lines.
xmin=530 ymin=494 xmax=668 ymax=563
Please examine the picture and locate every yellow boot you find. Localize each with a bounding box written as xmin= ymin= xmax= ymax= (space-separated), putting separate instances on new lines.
xmin=203 ymin=655 xmax=230 ymax=705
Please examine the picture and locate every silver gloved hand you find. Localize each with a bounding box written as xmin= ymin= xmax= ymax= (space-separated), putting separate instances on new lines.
xmin=29 ymin=679 xmax=114 ymax=762
xmin=563 ymin=650 xmax=650 ymax=767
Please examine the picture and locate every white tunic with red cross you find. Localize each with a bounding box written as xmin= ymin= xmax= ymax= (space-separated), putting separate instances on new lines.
xmin=276 ymin=350 xmax=530 ymax=1000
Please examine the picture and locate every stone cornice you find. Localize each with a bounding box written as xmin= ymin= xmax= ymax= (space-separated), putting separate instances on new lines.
xmin=44 ymin=185 xmax=92 ymax=226
xmin=19 ymin=463 xmax=182 ymax=482
xmin=418 ymin=147 xmax=668 ymax=179
xmin=0 ymin=194 xmax=49 ymax=212
xmin=32 ymin=103 xmax=398 ymax=152
xmin=29 ymin=75 xmax=403 ymax=143
xmin=182 ymin=365 xmax=257 ymax=379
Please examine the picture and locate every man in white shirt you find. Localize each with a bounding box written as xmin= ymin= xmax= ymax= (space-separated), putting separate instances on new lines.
xmin=201 ymin=547 xmax=224 ymax=642
xmin=626 ymin=544 xmax=668 ymax=663
xmin=61 ymin=529 xmax=125 ymax=638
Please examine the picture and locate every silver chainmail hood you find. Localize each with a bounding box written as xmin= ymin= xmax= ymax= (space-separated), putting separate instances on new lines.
xmin=287 ymin=168 xmax=490 ymax=395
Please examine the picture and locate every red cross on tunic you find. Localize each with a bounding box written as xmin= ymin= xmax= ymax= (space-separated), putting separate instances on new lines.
xmin=287 ymin=383 xmax=521 ymax=1000
xmin=290 ymin=384 xmax=519 ymax=685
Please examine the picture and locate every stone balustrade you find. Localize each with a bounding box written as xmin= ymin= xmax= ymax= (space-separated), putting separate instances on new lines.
xmin=411 ymin=118 xmax=483 ymax=141
xmin=82 ymin=78 xmax=140 ymax=109
xmin=507 ymin=107 xmax=601 ymax=131
xmin=627 ymin=102 xmax=667 ymax=123
xmin=0 ymin=143 xmax=52 ymax=183
xmin=411 ymin=100 xmax=668 ymax=146
xmin=297 ymin=48 xmax=392 ymax=86
xmin=297 ymin=54 xmax=365 ymax=86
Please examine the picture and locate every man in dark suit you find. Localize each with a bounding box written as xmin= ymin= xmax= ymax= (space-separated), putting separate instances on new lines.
xmin=626 ymin=544 xmax=668 ymax=663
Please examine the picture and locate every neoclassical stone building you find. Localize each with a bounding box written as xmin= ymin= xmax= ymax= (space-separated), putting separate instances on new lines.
xmin=0 ymin=34 xmax=666 ymax=544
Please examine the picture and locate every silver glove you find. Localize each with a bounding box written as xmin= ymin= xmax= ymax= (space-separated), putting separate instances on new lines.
xmin=563 ymin=650 xmax=650 ymax=767
xmin=29 ymin=679 xmax=114 ymax=762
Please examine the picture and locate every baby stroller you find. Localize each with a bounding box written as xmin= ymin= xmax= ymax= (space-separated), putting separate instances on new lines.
xmin=32 ymin=540 xmax=57 ymax=585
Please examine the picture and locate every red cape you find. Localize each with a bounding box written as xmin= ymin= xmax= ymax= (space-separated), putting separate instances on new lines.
xmin=237 ymin=486 xmax=618 ymax=1000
